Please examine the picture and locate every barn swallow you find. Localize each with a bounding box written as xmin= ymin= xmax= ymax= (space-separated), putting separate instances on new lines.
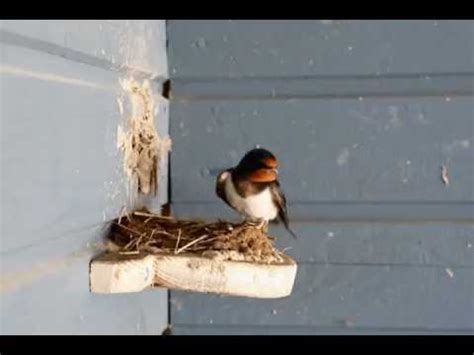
xmin=216 ymin=148 xmax=297 ymax=239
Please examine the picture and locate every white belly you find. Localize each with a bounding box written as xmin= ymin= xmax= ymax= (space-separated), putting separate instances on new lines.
xmin=224 ymin=175 xmax=278 ymax=221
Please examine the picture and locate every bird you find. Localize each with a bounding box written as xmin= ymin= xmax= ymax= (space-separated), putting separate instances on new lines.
xmin=215 ymin=147 xmax=297 ymax=239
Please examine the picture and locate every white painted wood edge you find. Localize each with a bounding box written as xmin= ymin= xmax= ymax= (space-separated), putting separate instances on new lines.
xmin=90 ymin=252 xmax=298 ymax=299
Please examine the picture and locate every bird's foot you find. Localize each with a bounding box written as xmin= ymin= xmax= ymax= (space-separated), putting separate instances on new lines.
xmin=251 ymin=219 xmax=269 ymax=232
xmin=243 ymin=219 xmax=260 ymax=227
xmin=242 ymin=219 xmax=269 ymax=233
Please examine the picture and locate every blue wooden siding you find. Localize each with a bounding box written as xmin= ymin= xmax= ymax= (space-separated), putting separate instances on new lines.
xmin=167 ymin=20 xmax=474 ymax=335
xmin=0 ymin=20 xmax=169 ymax=334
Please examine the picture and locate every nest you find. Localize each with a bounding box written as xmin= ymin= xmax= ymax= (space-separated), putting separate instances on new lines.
xmin=107 ymin=210 xmax=287 ymax=264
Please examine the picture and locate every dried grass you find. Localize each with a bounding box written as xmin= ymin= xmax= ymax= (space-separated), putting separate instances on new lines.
xmin=108 ymin=209 xmax=286 ymax=264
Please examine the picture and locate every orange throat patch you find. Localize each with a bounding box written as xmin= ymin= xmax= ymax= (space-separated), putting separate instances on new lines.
xmin=249 ymin=168 xmax=278 ymax=183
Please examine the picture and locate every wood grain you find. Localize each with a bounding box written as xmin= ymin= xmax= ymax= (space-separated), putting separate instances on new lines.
xmin=90 ymin=252 xmax=298 ymax=298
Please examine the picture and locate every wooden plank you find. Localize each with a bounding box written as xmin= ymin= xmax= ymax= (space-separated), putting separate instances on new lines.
xmin=170 ymin=264 xmax=474 ymax=330
xmin=0 ymin=20 xmax=168 ymax=77
xmin=171 ymin=74 xmax=474 ymax=100
xmin=90 ymin=252 xmax=297 ymax=299
xmin=168 ymin=20 xmax=474 ymax=78
xmin=173 ymin=202 xmax=474 ymax=223
xmin=257 ymin=223 xmax=474 ymax=267
xmin=170 ymin=98 xmax=474 ymax=204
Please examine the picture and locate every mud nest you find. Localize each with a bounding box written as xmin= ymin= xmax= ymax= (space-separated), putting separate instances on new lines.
xmin=107 ymin=210 xmax=287 ymax=264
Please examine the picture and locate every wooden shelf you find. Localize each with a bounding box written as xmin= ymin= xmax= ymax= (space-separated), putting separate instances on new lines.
xmin=90 ymin=252 xmax=297 ymax=299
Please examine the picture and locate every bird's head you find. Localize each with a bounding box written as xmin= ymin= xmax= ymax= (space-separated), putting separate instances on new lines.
xmin=236 ymin=148 xmax=279 ymax=183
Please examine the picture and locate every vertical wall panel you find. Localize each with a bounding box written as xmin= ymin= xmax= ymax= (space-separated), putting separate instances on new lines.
xmin=0 ymin=20 xmax=169 ymax=334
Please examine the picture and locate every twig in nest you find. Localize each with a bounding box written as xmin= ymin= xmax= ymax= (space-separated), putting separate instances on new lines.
xmin=174 ymin=229 xmax=182 ymax=254
xmin=118 ymin=251 xmax=140 ymax=255
xmin=118 ymin=206 xmax=126 ymax=225
xmin=176 ymin=234 xmax=210 ymax=254
xmin=114 ymin=222 xmax=142 ymax=236
xmin=144 ymin=216 xmax=154 ymax=224
xmin=154 ymin=230 xmax=175 ymax=238
xmin=133 ymin=211 xmax=177 ymax=220
xmin=198 ymin=235 xmax=222 ymax=245
xmin=118 ymin=206 xmax=132 ymax=225
xmin=135 ymin=234 xmax=145 ymax=250
xmin=123 ymin=233 xmax=145 ymax=251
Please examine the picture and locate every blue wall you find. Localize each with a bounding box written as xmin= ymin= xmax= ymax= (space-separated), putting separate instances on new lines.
xmin=167 ymin=20 xmax=474 ymax=334
xmin=0 ymin=20 xmax=169 ymax=334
